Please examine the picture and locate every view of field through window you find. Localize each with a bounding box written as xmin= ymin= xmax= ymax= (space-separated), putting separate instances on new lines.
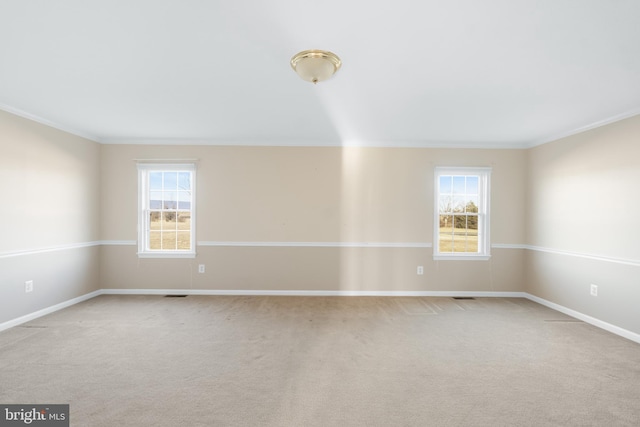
xmin=438 ymin=174 xmax=479 ymax=253
xmin=148 ymin=171 xmax=192 ymax=251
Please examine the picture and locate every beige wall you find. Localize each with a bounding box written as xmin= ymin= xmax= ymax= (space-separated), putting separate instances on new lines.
xmin=100 ymin=145 xmax=526 ymax=292
xmin=0 ymin=110 xmax=101 ymax=324
xmin=525 ymin=115 xmax=640 ymax=334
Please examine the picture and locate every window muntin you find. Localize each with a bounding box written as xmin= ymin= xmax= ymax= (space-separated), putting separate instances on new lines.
xmin=138 ymin=164 xmax=196 ymax=258
xmin=434 ymin=167 xmax=490 ymax=260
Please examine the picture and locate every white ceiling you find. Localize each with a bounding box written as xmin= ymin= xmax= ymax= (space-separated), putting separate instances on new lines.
xmin=1 ymin=0 xmax=639 ymax=148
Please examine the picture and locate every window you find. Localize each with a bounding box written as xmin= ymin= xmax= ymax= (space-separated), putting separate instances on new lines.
xmin=434 ymin=167 xmax=490 ymax=260
xmin=137 ymin=163 xmax=196 ymax=258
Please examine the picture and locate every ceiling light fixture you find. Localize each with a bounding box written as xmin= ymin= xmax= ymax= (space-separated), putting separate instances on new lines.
xmin=290 ymin=50 xmax=341 ymax=84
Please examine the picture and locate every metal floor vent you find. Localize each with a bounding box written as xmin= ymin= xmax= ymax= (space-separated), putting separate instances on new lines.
xmin=165 ymin=295 xmax=188 ymax=298
xmin=452 ymin=297 xmax=476 ymax=300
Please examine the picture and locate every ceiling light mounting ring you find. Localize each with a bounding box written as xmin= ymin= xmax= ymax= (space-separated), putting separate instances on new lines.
xmin=290 ymin=49 xmax=341 ymax=84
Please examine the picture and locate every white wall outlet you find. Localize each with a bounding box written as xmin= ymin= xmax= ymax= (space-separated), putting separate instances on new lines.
xmin=25 ymin=280 xmax=33 ymax=293
xmin=198 ymin=264 xmax=205 ymax=274
xmin=590 ymin=284 xmax=598 ymax=296
xmin=417 ymin=266 xmax=424 ymax=275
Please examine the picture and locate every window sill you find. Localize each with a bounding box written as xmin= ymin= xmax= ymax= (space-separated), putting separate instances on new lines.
xmin=433 ymin=254 xmax=491 ymax=261
xmin=137 ymin=251 xmax=196 ymax=259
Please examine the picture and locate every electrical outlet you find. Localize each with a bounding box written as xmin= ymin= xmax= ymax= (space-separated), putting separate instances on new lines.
xmin=198 ymin=264 xmax=205 ymax=274
xmin=417 ymin=266 xmax=424 ymax=275
xmin=25 ymin=280 xmax=33 ymax=293
xmin=590 ymin=284 xmax=598 ymax=296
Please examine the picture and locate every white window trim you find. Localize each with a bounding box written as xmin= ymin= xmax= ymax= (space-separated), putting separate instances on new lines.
xmin=137 ymin=163 xmax=196 ymax=259
xmin=433 ymin=166 xmax=491 ymax=261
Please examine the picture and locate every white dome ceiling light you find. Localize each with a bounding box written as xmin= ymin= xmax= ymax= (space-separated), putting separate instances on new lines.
xmin=290 ymin=50 xmax=341 ymax=84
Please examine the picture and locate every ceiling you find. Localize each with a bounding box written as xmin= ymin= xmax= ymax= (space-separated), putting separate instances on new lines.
xmin=1 ymin=0 xmax=639 ymax=148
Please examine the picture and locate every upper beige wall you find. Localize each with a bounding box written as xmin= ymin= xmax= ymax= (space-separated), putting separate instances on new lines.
xmin=526 ymin=115 xmax=640 ymax=260
xmin=0 ymin=110 xmax=101 ymax=252
xmin=101 ymin=144 xmax=526 ymax=245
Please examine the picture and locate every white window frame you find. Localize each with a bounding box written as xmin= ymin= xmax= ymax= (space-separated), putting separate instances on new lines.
xmin=137 ymin=163 xmax=196 ymax=259
xmin=433 ymin=167 xmax=491 ymax=261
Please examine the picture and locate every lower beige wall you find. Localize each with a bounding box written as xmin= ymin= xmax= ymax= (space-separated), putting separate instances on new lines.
xmin=100 ymin=144 xmax=526 ymax=293
xmin=101 ymin=245 xmax=524 ymax=293
xmin=525 ymin=250 xmax=640 ymax=335
xmin=0 ymin=247 xmax=100 ymax=324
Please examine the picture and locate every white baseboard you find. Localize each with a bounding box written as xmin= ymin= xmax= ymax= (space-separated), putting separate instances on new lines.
xmin=3 ymin=289 xmax=638 ymax=345
xmin=523 ymin=293 xmax=640 ymax=345
xmin=0 ymin=290 xmax=102 ymax=332
xmin=100 ymin=288 xmax=527 ymax=298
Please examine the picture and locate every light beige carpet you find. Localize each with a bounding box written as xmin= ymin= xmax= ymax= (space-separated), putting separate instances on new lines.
xmin=1 ymin=295 xmax=639 ymax=426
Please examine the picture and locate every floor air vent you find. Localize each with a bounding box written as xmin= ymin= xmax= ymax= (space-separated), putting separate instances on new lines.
xmin=165 ymin=295 xmax=188 ymax=298
xmin=452 ymin=297 xmax=476 ymax=300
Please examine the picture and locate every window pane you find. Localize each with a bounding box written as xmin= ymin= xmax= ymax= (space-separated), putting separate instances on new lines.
xmin=439 ymin=219 xmax=454 ymax=252
xmin=150 ymin=172 xmax=163 ymax=190
xmin=467 ymin=213 xmax=478 ymax=230
xmin=439 ymin=214 xmax=454 ymax=252
xmin=177 ymin=232 xmax=191 ymax=250
xmin=439 ymin=214 xmax=453 ymax=229
xmin=439 ymin=176 xmax=452 ymax=194
xmin=178 ymin=172 xmax=191 ymax=190
xmin=463 ymin=222 xmax=479 ymax=252
xmin=466 ymin=176 xmax=479 ymax=194
xmin=450 ymin=217 xmax=467 ymax=252
xmin=162 ymin=232 xmax=177 ymax=250
xmin=453 ymin=196 xmax=465 ymax=212
xmin=439 ymin=195 xmax=452 ymax=213
xmin=177 ymin=212 xmax=191 ymax=230
xmin=149 ymin=212 xmax=162 ymax=230
xmin=150 ymin=192 xmax=162 ymax=209
xmin=149 ymin=231 xmax=162 ymax=250
xmin=453 ymin=176 xmax=466 ymax=194
xmin=454 ymin=217 xmax=478 ymax=252
xmin=163 ymin=200 xmax=177 ymax=209
xmin=164 ymin=172 xmax=178 ymax=190
xmin=178 ymin=191 xmax=191 ymax=209
xmin=163 ymin=211 xmax=177 ymax=227
xmin=163 ymin=192 xmax=177 ymax=210
xmin=466 ymin=196 xmax=478 ymax=213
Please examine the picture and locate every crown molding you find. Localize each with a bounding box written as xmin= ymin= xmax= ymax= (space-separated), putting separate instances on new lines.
xmin=3 ymin=103 xmax=639 ymax=150
xmin=0 ymin=103 xmax=100 ymax=143
xmin=524 ymin=108 xmax=640 ymax=148
xmin=99 ymin=137 xmax=529 ymax=149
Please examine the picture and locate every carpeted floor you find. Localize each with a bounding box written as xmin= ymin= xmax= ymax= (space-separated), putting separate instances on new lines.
xmin=1 ymin=295 xmax=639 ymax=426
